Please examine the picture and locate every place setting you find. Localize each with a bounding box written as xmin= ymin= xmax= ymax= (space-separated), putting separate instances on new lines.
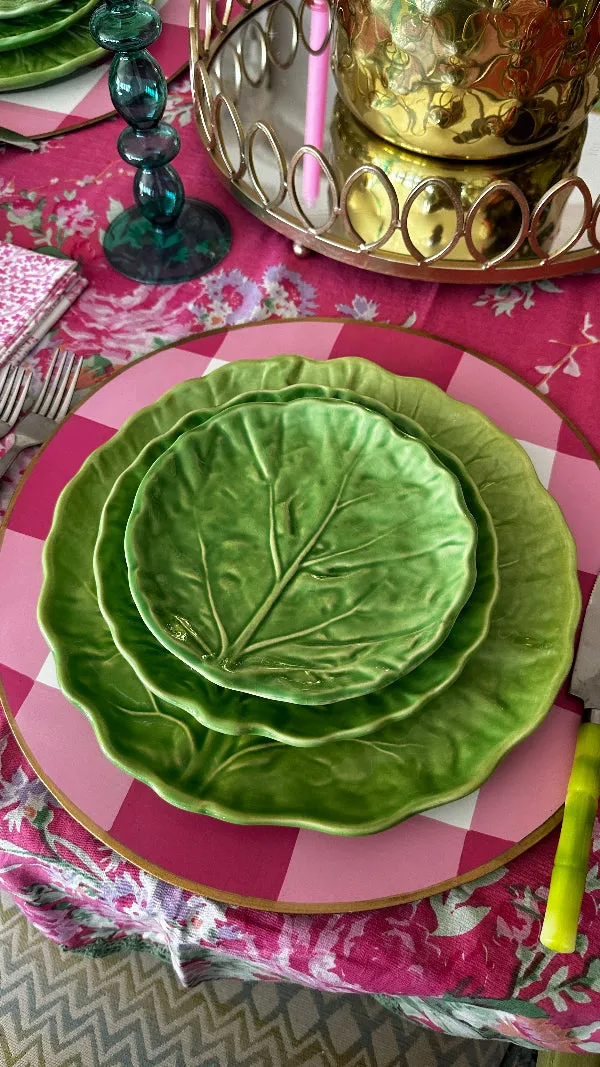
xmin=0 ymin=318 xmax=595 ymax=928
xmin=5 ymin=0 xmax=600 ymax=1057
xmin=0 ymin=0 xmax=598 ymax=949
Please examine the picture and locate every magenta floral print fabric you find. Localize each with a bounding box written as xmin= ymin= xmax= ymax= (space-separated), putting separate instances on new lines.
xmin=1 ymin=76 xmax=600 ymax=1054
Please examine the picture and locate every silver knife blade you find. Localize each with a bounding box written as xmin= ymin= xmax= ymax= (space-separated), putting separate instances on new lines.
xmin=571 ymin=572 xmax=600 ymax=708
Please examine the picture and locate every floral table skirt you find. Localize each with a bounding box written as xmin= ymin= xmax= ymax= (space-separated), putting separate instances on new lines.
xmin=2 ymin=75 xmax=600 ymax=1055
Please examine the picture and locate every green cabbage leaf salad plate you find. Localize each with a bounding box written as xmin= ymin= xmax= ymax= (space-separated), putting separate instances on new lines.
xmin=93 ymin=384 xmax=499 ymax=745
xmin=125 ymin=397 xmax=477 ymax=706
xmin=38 ymin=356 xmax=580 ymax=836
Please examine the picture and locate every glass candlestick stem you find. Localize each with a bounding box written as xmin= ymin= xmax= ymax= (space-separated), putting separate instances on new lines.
xmin=90 ymin=0 xmax=231 ymax=284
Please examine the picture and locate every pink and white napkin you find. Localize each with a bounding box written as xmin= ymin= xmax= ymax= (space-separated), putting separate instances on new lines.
xmin=0 ymin=243 xmax=87 ymax=365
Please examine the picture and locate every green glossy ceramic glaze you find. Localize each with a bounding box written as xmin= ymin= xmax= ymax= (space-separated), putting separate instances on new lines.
xmin=39 ymin=356 xmax=580 ymax=835
xmin=125 ymin=398 xmax=477 ymax=705
xmin=0 ymin=0 xmax=60 ymax=21
xmin=0 ymin=0 xmax=97 ymax=51
xmin=0 ymin=0 xmax=149 ymax=90
xmin=0 ymin=21 xmax=103 ymax=89
xmin=93 ymin=384 xmax=498 ymax=746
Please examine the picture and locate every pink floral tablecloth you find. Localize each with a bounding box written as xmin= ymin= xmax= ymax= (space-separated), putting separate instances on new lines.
xmin=2 ymin=75 xmax=600 ymax=1056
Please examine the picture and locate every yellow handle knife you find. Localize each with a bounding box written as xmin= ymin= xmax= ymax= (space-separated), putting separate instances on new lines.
xmin=541 ymin=572 xmax=600 ymax=953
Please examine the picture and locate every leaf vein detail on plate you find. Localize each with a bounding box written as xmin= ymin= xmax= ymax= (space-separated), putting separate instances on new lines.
xmin=125 ymin=398 xmax=477 ymax=705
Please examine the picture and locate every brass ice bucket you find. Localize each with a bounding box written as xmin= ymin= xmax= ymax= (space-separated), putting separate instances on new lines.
xmin=333 ymin=0 xmax=600 ymax=159
xmin=331 ymin=96 xmax=587 ymax=259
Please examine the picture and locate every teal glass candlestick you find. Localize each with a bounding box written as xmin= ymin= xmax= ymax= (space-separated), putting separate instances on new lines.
xmin=90 ymin=0 xmax=231 ymax=284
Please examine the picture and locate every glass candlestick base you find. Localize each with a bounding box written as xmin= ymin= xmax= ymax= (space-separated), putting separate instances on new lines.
xmin=102 ymin=199 xmax=232 ymax=284
xmin=90 ymin=0 xmax=231 ymax=284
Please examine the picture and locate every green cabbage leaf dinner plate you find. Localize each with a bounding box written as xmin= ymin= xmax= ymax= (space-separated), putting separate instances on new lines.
xmin=39 ymin=356 xmax=580 ymax=835
xmin=125 ymin=397 xmax=477 ymax=706
xmin=0 ymin=0 xmax=98 ymax=52
xmin=94 ymin=384 xmax=498 ymax=744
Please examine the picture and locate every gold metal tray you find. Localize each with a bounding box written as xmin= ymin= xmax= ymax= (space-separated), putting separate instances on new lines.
xmin=190 ymin=0 xmax=600 ymax=283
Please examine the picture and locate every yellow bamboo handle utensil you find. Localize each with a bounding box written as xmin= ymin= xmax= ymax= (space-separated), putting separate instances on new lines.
xmin=538 ymin=1053 xmax=600 ymax=1066
xmin=540 ymin=721 xmax=600 ymax=953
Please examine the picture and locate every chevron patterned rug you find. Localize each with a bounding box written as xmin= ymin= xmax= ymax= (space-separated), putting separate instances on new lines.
xmin=0 ymin=890 xmax=537 ymax=1067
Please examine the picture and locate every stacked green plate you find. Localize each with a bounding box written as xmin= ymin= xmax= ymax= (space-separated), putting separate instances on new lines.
xmin=0 ymin=0 xmax=98 ymax=53
xmin=125 ymin=398 xmax=480 ymax=703
xmin=94 ymin=385 xmax=498 ymax=745
xmin=38 ymin=356 xmax=580 ymax=835
xmin=0 ymin=0 xmax=156 ymax=91
xmin=0 ymin=0 xmax=62 ymax=19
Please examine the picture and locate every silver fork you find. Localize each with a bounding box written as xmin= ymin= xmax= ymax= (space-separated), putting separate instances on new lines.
xmin=0 ymin=349 xmax=83 ymax=479
xmin=0 ymin=363 xmax=33 ymax=438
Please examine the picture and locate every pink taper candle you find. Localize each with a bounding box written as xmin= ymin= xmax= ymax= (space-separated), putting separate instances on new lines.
xmin=302 ymin=0 xmax=331 ymax=207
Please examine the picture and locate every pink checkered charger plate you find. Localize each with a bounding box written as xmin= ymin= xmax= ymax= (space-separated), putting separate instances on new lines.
xmin=0 ymin=0 xmax=188 ymax=139
xmin=0 ymin=319 xmax=597 ymax=912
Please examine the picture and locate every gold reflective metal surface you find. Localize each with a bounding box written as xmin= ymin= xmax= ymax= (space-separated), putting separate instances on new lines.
xmin=190 ymin=0 xmax=600 ymax=281
xmin=331 ymin=97 xmax=587 ymax=261
xmin=333 ymin=0 xmax=600 ymax=159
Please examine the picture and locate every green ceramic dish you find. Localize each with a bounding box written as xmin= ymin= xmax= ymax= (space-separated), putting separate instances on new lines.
xmin=0 ymin=0 xmax=152 ymax=86
xmin=125 ymin=398 xmax=477 ymax=706
xmin=0 ymin=0 xmax=60 ymax=21
xmin=39 ymin=356 xmax=580 ymax=835
xmin=94 ymin=384 xmax=498 ymax=746
xmin=0 ymin=0 xmax=98 ymax=52
xmin=0 ymin=21 xmax=103 ymax=90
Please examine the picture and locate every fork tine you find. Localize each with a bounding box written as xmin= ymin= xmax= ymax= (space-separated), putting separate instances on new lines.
xmin=1 ymin=366 xmax=26 ymax=425
xmin=5 ymin=367 xmax=32 ymax=427
xmin=55 ymin=355 xmax=83 ymax=422
xmin=32 ymin=348 xmax=60 ymax=415
xmin=39 ymin=350 xmax=68 ymax=418
xmin=0 ymin=366 xmax=19 ymax=423
xmin=47 ymin=350 xmax=75 ymax=420
xmin=0 ymin=363 xmax=11 ymax=403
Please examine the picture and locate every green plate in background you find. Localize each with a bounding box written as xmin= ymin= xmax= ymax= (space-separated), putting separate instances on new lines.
xmin=94 ymin=384 xmax=498 ymax=745
xmin=39 ymin=356 xmax=580 ymax=836
xmin=0 ymin=0 xmax=61 ymax=20
xmin=0 ymin=0 xmax=98 ymax=52
xmin=0 ymin=21 xmax=103 ymax=90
